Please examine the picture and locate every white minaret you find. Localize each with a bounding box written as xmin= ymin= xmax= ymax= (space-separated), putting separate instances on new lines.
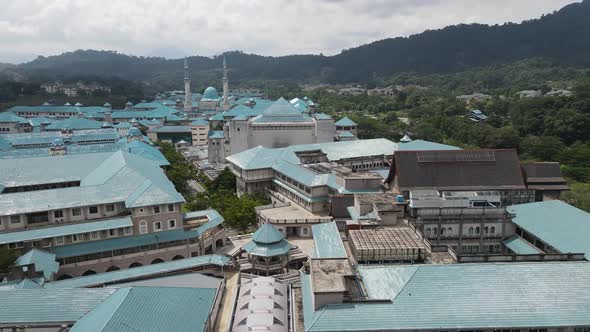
xmin=184 ymin=57 xmax=192 ymax=112
xmin=222 ymin=55 xmax=229 ymax=111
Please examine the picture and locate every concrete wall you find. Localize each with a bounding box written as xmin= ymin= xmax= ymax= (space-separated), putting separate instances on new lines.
xmin=249 ymin=124 xmax=316 ymax=148
xmin=314 ymin=118 xmax=335 ymax=143
xmin=228 ymin=119 xmax=249 ymax=155
xmin=191 ymin=125 xmax=209 ymax=146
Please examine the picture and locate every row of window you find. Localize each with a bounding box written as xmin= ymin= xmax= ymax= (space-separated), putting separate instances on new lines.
xmin=56 ymin=227 xmax=133 ymax=244
xmin=138 ymin=219 xmax=176 ymax=234
xmin=152 ymin=204 xmax=175 ymax=214
xmin=0 ymin=127 xmax=13 ymax=132
xmin=425 ymin=226 xmax=497 ymax=237
xmin=350 ymin=160 xmax=386 ymax=170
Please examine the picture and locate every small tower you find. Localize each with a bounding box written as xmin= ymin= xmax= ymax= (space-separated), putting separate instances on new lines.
xmin=222 ymin=55 xmax=229 ymax=111
xmin=184 ymin=57 xmax=192 ymax=112
xmin=49 ymin=138 xmax=67 ymax=156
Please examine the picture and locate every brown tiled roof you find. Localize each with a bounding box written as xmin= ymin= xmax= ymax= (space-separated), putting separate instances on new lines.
xmin=390 ymin=149 xmax=527 ymax=191
xmin=521 ymin=162 xmax=569 ymax=190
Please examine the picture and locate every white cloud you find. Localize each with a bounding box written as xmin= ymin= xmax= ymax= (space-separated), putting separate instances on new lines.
xmin=0 ymin=0 xmax=578 ymax=63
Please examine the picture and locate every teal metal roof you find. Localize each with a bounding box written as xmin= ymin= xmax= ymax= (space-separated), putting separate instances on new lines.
xmin=250 ymin=98 xmax=312 ymax=124
xmin=0 ymin=151 xmax=183 ymax=216
xmin=209 ymin=113 xmax=224 ymax=121
xmin=202 ymin=86 xmax=221 ymax=101
xmin=243 ymin=238 xmax=291 ymax=257
xmin=45 ymin=255 xmax=231 ymax=288
xmin=311 ymin=222 xmax=347 ymax=259
xmin=70 ymin=286 xmax=217 ymax=332
xmin=124 ymin=139 xmax=169 ymax=166
xmin=251 ymin=222 xmax=285 ymax=244
xmin=7 ymin=105 xmax=110 ymax=116
xmin=45 ymin=117 xmax=105 ymax=130
xmin=304 ymin=262 xmax=590 ymax=331
xmin=338 ymin=131 xmax=355 ymax=138
xmin=0 ymin=288 xmax=117 ymax=325
xmin=314 ymin=113 xmax=332 ymax=120
xmin=0 ymin=111 xmax=29 ymax=123
xmin=190 ymin=118 xmax=209 ymax=126
xmin=0 ymin=278 xmax=44 ymax=289
xmin=208 ymin=130 xmax=224 ymax=138
xmin=114 ymin=122 xmax=132 ymax=128
xmin=503 ymin=235 xmax=543 ymax=255
xmin=150 ymin=125 xmax=191 ymax=133
xmin=15 ymin=248 xmax=59 ymax=279
xmin=224 ymin=104 xmax=263 ymax=118
xmin=334 ymin=117 xmax=357 ymax=127
xmin=508 ymin=200 xmax=590 ymax=258
xmin=0 ymin=217 xmax=132 ymax=245
xmin=49 ymin=210 xmax=223 ymax=258
xmin=397 ymin=139 xmax=460 ymax=151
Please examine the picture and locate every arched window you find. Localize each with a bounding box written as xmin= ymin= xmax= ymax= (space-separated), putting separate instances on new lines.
xmin=447 ymin=227 xmax=452 ymax=235
xmin=440 ymin=228 xmax=445 ymax=235
xmin=484 ymin=226 xmax=489 ymax=235
xmin=468 ymin=227 xmax=474 ymax=235
xmin=475 ymin=227 xmax=480 ymax=235
xmin=425 ymin=228 xmax=431 ymax=237
xmin=432 ymin=227 xmax=437 ymax=236
xmin=490 ymin=226 xmax=496 ymax=234
xmin=139 ymin=221 xmax=148 ymax=234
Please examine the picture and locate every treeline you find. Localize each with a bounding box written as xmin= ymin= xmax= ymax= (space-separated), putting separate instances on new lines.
xmin=3 ymin=1 xmax=590 ymax=87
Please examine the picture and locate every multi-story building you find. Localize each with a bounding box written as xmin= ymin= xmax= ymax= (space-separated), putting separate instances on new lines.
xmin=0 ymin=112 xmax=31 ymax=134
xmin=0 ymin=150 xmax=225 ymax=279
xmin=208 ymin=98 xmax=335 ymax=163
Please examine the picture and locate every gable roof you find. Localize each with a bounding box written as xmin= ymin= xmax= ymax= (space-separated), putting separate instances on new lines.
xmin=45 ymin=117 xmax=105 ymax=130
xmin=508 ymin=200 xmax=590 ymax=258
xmin=251 ymin=223 xmax=285 ymax=244
xmin=521 ymin=162 xmax=569 ymax=190
xmin=334 ymin=117 xmax=357 ymax=127
xmin=14 ymin=248 xmax=59 ymax=279
xmin=391 ymin=149 xmax=526 ymax=191
xmin=251 ymin=98 xmax=313 ymax=124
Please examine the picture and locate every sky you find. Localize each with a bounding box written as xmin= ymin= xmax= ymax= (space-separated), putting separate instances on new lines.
xmin=0 ymin=0 xmax=579 ymax=64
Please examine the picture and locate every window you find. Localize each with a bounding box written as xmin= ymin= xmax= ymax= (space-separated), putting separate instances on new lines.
xmin=109 ymin=229 xmax=116 ymax=237
xmin=154 ymin=206 xmax=160 ymax=214
xmin=302 ymin=227 xmax=308 ymax=235
xmin=72 ymin=208 xmax=81 ymax=216
xmin=139 ymin=221 xmax=148 ymax=234
xmin=91 ymin=231 xmax=99 ymax=239
xmin=10 ymin=215 xmax=20 ymax=224
xmin=475 ymin=227 xmax=480 ymax=235
xmin=168 ymin=204 xmax=174 ymax=212
xmin=490 ymin=226 xmax=496 ymax=234
xmin=468 ymin=227 xmax=474 ymax=235
xmin=89 ymin=206 xmax=98 ymax=214
xmin=425 ymin=228 xmax=431 ymax=236
xmin=484 ymin=226 xmax=489 ymax=234
xmin=440 ymin=228 xmax=445 ymax=235
xmin=447 ymin=227 xmax=452 ymax=235
xmin=432 ymin=227 xmax=437 ymax=236
xmin=168 ymin=219 xmax=176 ymax=229
xmin=154 ymin=221 xmax=162 ymax=231
xmin=56 ymin=236 xmax=64 ymax=245
xmin=105 ymin=204 xmax=115 ymax=212
xmin=72 ymin=234 xmax=80 ymax=242
xmin=54 ymin=210 xmax=63 ymax=218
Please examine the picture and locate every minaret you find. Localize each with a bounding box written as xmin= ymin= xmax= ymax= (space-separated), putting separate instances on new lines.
xmin=222 ymin=55 xmax=229 ymax=111
xmin=184 ymin=57 xmax=192 ymax=112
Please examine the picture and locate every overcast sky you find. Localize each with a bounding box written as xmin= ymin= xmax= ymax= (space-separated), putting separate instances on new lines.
xmin=0 ymin=0 xmax=578 ymax=64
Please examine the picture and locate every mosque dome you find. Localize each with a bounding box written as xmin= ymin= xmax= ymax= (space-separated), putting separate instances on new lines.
xmin=202 ymin=86 xmax=219 ymax=100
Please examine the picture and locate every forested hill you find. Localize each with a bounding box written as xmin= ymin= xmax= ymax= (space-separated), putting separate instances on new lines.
xmin=4 ymin=0 xmax=590 ymax=86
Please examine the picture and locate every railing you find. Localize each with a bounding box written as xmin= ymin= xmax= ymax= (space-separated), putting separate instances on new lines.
xmin=457 ymin=252 xmax=586 ymax=263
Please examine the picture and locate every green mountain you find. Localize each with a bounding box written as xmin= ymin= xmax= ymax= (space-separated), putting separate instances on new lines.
xmin=4 ymin=0 xmax=590 ymax=87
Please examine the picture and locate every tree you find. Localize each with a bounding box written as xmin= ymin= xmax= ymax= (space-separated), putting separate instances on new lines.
xmin=519 ymin=136 xmax=565 ymax=161
xmin=0 ymin=247 xmax=16 ymax=273
xmin=207 ymin=167 xmax=236 ymax=192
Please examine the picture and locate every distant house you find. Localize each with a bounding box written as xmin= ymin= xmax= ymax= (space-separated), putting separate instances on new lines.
xmin=41 ymin=81 xmax=111 ymax=97
xmin=468 ymin=109 xmax=488 ymax=122
xmin=545 ymin=89 xmax=573 ymax=97
xmin=456 ymin=92 xmax=491 ymax=104
xmin=516 ymin=90 xmax=542 ymax=98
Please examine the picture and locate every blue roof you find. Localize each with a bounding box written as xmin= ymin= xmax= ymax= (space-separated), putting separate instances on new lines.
xmin=334 ymin=117 xmax=357 ymax=127
xmin=397 ymin=139 xmax=461 ymax=151
xmin=314 ymin=113 xmax=332 ymax=120
xmin=44 ymin=117 xmax=105 ymax=130
xmin=0 ymin=151 xmax=184 ymax=216
xmin=208 ymin=130 xmax=224 ymax=138
xmin=338 ymin=131 xmax=355 ymax=138
xmin=311 ymin=222 xmax=347 ymax=258
xmin=508 ymin=200 xmax=590 ymax=258
xmin=114 ymin=122 xmax=132 ymax=128
xmin=70 ymin=287 xmax=218 ymax=332
xmin=0 ymin=288 xmax=117 ymax=325
xmin=190 ymin=118 xmax=209 ymax=126
xmin=251 ymin=98 xmax=313 ymax=124
xmin=209 ymin=113 xmax=224 ymax=121
xmin=14 ymin=248 xmax=59 ymax=279
xmin=251 ymin=222 xmax=285 ymax=244
xmin=7 ymin=105 xmax=110 ymax=116
xmin=49 ymin=210 xmax=223 ymax=258
xmin=45 ymin=255 xmax=231 ymax=288
xmin=243 ymin=238 xmax=291 ymax=257
xmin=202 ymin=86 xmax=221 ymax=101
xmin=303 ymin=262 xmax=590 ymax=331
xmin=503 ymin=235 xmax=543 ymax=255
xmin=0 ymin=111 xmax=29 ymax=123
xmin=150 ymin=125 xmax=191 ymax=133
xmin=0 ymin=216 xmax=132 ymax=245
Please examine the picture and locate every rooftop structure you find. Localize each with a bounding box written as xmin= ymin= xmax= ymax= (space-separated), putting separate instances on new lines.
xmin=302 ymin=261 xmax=590 ymax=331
xmin=348 ymin=228 xmax=427 ymax=262
xmin=232 ymin=277 xmax=289 ymax=332
xmin=508 ymin=200 xmax=590 ymax=259
xmin=521 ymin=162 xmax=569 ymax=200
xmin=311 ymin=222 xmax=347 ymax=259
